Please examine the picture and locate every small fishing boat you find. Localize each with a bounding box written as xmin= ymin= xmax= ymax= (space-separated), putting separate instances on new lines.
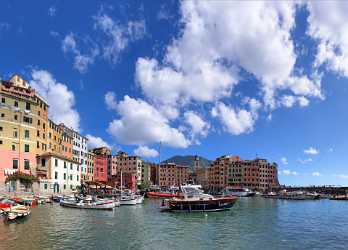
xmin=224 ymin=187 xmax=256 ymax=197
xmin=161 ymin=185 xmax=238 ymax=212
xmin=60 ymin=196 xmax=118 ymax=210
xmin=2 ymin=205 xmax=31 ymax=221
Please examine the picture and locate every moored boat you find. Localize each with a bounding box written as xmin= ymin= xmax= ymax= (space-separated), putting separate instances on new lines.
xmin=2 ymin=205 xmax=31 ymax=221
xmin=277 ymin=191 xmax=320 ymax=200
xmin=224 ymin=187 xmax=256 ymax=197
xmin=60 ymin=196 xmax=117 ymax=210
xmin=119 ymin=194 xmax=137 ymax=205
xmin=161 ymin=185 xmax=238 ymax=212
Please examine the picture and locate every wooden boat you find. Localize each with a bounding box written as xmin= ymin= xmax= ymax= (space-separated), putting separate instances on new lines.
xmin=147 ymin=191 xmax=179 ymax=198
xmin=161 ymin=185 xmax=238 ymax=212
xmin=2 ymin=205 xmax=31 ymax=221
xmin=60 ymin=197 xmax=117 ymax=210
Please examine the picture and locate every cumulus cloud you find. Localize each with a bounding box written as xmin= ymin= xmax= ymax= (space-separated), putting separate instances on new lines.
xmin=307 ymin=2 xmax=348 ymax=77
xmin=134 ymin=146 xmax=159 ymax=158
xmin=105 ymin=91 xmax=117 ymax=111
xmin=107 ymin=96 xmax=190 ymax=148
xmin=211 ymin=102 xmax=256 ymax=135
xmin=62 ymin=33 xmax=99 ymax=73
xmin=183 ymin=111 xmax=210 ymax=143
xmin=304 ymin=147 xmax=319 ymax=155
xmin=30 ymin=69 xmax=80 ymax=131
xmin=86 ymin=134 xmax=110 ymax=149
xmin=94 ymin=10 xmax=145 ymax=64
xmin=136 ymin=1 xmax=323 ymax=112
xmin=281 ymin=157 xmax=288 ymax=165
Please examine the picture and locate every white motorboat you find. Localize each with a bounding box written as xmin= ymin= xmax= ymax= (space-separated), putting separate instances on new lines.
xmin=2 ymin=205 xmax=31 ymax=221
xmin=224 ymin=187 xmax=256 ymax=197
xmin=120 ymin=195 xmax=137 ymax=205
xmin=60 ymin=197 xmax=117 ymax=210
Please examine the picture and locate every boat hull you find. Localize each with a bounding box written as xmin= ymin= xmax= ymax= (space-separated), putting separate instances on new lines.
xmin=163 ymin=196 xmax=238 ymax=212
xmin=60 ymin=200 xmax=116 ymax=210
xmin=120 ymin=199 xmax=137 ymax=205
xmin=147 ymin=192 xmax=178 ymax=198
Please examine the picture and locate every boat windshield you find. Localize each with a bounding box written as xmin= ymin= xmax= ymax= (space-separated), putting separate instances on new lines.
xmin=181 ymin=186 xmax=203 ymax=196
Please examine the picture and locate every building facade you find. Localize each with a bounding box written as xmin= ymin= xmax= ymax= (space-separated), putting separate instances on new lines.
xmin=158 ymin=163 xmax=189 ymax=187
xmin=208 ymin=156 xmax=279 ymax=192
xmin=36 ymin=153 xmax=81 ymax=194
xmin=0 ymin=75 xmax=48 ymax=190
xmin=92 ymin=147 xmax=111 ymax=183
xmin=115 ymin=151 xmax=144 ymax=186
xmin=85 ymin=151 xmax=95 ymax=182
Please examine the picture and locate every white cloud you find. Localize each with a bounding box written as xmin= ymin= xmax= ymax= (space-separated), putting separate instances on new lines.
xmin=307 ymin=2 xmax=348 ymax=77
xmin=94 ymin=10 xmax=145 ymax=64
xmin=183 ymin=111 xmax=210 ymax=142
xmin=30 ymin=69 xmax=80 ymax=131
xmin=304 ymin=147 xmax=319 ymax=155
xmin=86 ymin=134 xmax=110 ymax=149
xmin=136 ymin=1 xmax=323 ymax=112
xmin=281 ymin=95 xmax=296 ymax=108
xmin=61 ymin=33 xmax=98 ymax=73
xmin=134 ymin=146 xmax=159 ymax=158
xmin=298 ymin=158 xmax=313 ymax=164
xmin=107 ymin=96 xmax=190 ymax=148
xmin=312 ymin=172 xmax=321 ymax=177
xmin=281 ymin=157 xmax=288 ymax=165
xmin=282 ymin=170 xmax=298 ymax=176
xmin=105 ymin=91 xmax=117 ymax=111
xmin=211 ymin=102 xmax=256 ymax=135
xmin=298 ymin=96 xmax=310 ymax=107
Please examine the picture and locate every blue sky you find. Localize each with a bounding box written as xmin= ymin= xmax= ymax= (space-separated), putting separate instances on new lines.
xmin=1 ymin=1 xmax=348 ymax=186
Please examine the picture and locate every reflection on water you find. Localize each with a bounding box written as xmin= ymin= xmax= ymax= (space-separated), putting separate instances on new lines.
xmin=1 ymin=198 xmax=348 ymax=250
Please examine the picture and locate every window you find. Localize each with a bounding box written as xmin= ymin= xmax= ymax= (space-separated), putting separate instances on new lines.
xmin=37 ymin=141 xmax=40 ymax=149
xmin=77 ymin=175 xmax=79 ymax=181
xmin=70 ymin=163 xmax=73 ymax=170
xmin=43 ymin=123 xmax=45 ymax=129
xmin=12 ymin=145 xmax=16 ymax=151
xmin=38 ymin=110 xmax=40 ymax=116
xmin=64 ymin=184 xmax=66 ymax=190
xmin=37 ymin=130 xmax=40 ymax=137
xmin=24 ymin=144 xmax=29 ymax=152
xmin=23 ymin=116 xmax=32 ymax=124
xmin=25 ymin=102 xmax=31 ymax=110
xmin=13 ymin=131 xmax=18 ymax=138
xmin=55 ymin=159 xmax=58 ymax=167
xmin=0 ymin=126 xmax=2 ymax=131
xmin=24 ymin=130 xmax=29 ymax=139
xmin=64 ymin=173 xmax=66 ymax=180
xmin=77 ymin=165 xmax=79 ymax=171
xmin=64 ymin=162 xmax=66 ymax=168
xmin=0 ymin=140 xmax=2 ymax=144
xmin=1 ymin=97 xmax=5 ymax=103
xmin=1 ymin=113 xmax=4 ymax=118
xmin=70 ymin=174 xmax=72 ymax=180
xmin=14 ymin=101 xmax=18 ymax=107
xmin=44 ymin=183 xmax=48 ymax=190
xmin=38 ymin=120 xmax=40 ymax=126
xmin=55 ymin=172 xmax=58 ymax=179
xmin=14 ymin=115 xmax=18 ymax=120
xmin=41 ymin=159 xmax=46 ymax=167
xmin=13 ymin=159 xmax=18 ymax=169
xmin=24 ymin=159 xmax=30 ymax=170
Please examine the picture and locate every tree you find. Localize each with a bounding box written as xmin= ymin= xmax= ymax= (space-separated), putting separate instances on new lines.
xmin=5 ymin=172 xmax=38 ymax=191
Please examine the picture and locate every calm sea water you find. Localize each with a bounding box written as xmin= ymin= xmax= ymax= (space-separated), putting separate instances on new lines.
xmin=1 ymin=198 xmax=348 ymax=250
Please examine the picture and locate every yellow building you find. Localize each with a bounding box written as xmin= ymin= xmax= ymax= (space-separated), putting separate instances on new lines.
xmin=0 ymin=74 xmax=48 ymax=187
xmin=85 ymin=151 xmax=95 ymax=182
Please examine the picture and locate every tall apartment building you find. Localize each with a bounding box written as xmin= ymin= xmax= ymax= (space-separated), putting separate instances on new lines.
xmin=115 ymin=151 xmax=144 ymax=186
xmin=60 ymin=124 xmax=88 ymax=182
xmin=36 ymin=153 xmax=81 ymax=194
xmin=158 ymin=163 xmax=189 ymax=187
xmin=92 ymin=147 xmax=111 ymax=182
xmin=85 ymin=151 xmax=95 ymax=181
xmin=208 ymin=155 xmax=279 ymax=192
xmin=0 ymin=75 xmax=49 ymax=189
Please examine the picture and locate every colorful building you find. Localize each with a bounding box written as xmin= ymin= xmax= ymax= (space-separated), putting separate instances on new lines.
xmin=0 ymin=75 xmax=48 ymax=190
xmin=92 ymin=147 xmax=111 ymax=183
xmin=36 ymin=153 xmax=81 ymax=194
xmin=85 ymin=151 xmax=95 ymax=182
xmin=158 ymin=163 xmax=189 ymax=187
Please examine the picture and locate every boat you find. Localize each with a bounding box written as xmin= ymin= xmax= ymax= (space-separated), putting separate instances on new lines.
xmin=135 ymin=194 xmax=144 ymax=204
xmin=261 ymin=192 xmax=278 ymax=198
xmin=52 ymin=195 xmax=65 ymax=203
xmin=60 ymin=196 xmax=117 ymax=210
xmin=119 ymin=194 xmax=137 ymax=205
xmin=147 ymin=186 xmax=180 ymax=198
xmin=330 ymin=194 xmax=348 ymax=200
xmin=2 ymin=205 xmax=31 ymax=221
xmin=161 ymin=185 xmax=238 ymax=212
xmin=224 ymin=187 xmax=256 ymax=197
xmin=277 ymin=191 xmax=320 ymax=200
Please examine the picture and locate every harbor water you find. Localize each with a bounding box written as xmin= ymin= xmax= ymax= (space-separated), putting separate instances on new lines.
xmin=1 ymin=197 xmax=348 ymax=250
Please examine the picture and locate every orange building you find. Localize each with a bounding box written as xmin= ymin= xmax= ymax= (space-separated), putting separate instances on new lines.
xmin=158 ymin=163 xmax=189 ymax=187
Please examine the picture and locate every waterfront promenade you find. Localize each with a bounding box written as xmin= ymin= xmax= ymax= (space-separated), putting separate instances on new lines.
xmin=1 ymin=197 xmax=348 ymax=250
